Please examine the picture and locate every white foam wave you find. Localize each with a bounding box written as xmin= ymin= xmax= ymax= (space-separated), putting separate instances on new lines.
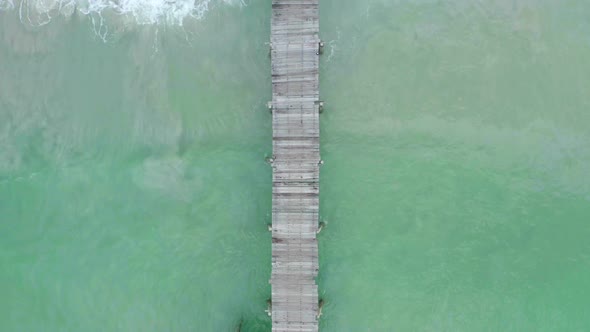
xmin=0 ymin=0 xmax=241 ymax=26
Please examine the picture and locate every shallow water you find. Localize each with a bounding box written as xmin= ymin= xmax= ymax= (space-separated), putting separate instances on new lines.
xmin=1 ymin=0 xmax=590 ymax=331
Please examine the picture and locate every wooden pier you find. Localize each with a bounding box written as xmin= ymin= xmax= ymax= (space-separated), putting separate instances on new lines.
xmin=269 ymin=0 xmax=321 ymax=331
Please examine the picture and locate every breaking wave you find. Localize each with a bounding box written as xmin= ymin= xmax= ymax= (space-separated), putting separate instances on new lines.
xmin=0 ymin=0 xmax=242 ymax=26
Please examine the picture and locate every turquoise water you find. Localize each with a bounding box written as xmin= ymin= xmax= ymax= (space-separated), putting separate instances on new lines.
xmin=1 ymin=0 xmax=590 ymax=331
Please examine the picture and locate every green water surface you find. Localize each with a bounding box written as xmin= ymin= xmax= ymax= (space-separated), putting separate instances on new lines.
xmin=1 ymin=0 xmax=590 ymax=331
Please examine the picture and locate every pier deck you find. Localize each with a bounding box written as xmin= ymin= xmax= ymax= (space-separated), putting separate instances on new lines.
xmin=269 ymin=0 xmax=321 ymax=331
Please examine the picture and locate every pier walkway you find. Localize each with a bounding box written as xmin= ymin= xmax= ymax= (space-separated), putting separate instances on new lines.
xmin=269 ymin=0 xmax=321 ymax=331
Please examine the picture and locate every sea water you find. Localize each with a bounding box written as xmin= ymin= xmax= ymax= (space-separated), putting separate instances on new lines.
xmin=1 ymin=1 xmax=590 ymax=331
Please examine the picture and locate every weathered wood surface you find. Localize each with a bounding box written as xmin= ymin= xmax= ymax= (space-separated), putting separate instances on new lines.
xmin=270 ymin=0 xmax=320 ymax=331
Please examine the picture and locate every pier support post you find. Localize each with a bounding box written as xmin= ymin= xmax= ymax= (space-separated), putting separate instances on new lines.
xmin=316 ymin=100 xmax=324 ymax=113
xmin=317 ymin=221 xmax=325 ymax=234
xmin=267 ymin=101 xmax=273 ymax=113
xmin=265 ymin=299 xmax=272 ymax=317
xmin=317 ymin=299 xmax=324 ymax=319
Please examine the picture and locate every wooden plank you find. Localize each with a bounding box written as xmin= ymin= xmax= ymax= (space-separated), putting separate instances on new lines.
xmin=270 ymin=0 xmax=320 ymax=331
